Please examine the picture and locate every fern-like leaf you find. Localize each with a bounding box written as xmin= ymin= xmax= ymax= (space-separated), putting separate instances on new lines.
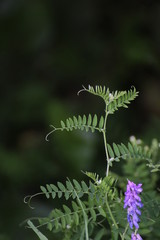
xmin=106 ymin=142 xmax=152 ymax=166
xmin=46 ymin=114 xmax=105 ymax=137
xmin=107 ymin=87 xmax=138 ymax=114
xmin=37 ymin=198 xmax=105 ymax=232
xmin=78 ymin=85 xmax=110 ymax=102
xmin=40 ymin=179 xmax=91 ymax=201
xmin=77 ymin=85 xmax=138 ymax=114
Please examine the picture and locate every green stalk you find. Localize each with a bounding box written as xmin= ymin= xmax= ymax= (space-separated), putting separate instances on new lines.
xmin=77 ymin=198 xmax=89 ymax=240
xmin=106 ymin=200 xmax=118 ymax=229
xmin=102 ymin=109 xmax=110 ymax=176
xmin=106 ymin=199 xmax=123 ymax=239
xmin=68 ymin=179 xmax=89 ymax=240
xmin=103 ymin=105 xmax=123 ymax=239
xmin=121 ymin=223 xmax=129 ymax=240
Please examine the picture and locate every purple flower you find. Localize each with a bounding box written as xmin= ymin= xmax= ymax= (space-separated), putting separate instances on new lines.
xmin=124 ymin=180 xmax=143 ymax=239
xmin=131 ymin=233 xmax=143 ymax=240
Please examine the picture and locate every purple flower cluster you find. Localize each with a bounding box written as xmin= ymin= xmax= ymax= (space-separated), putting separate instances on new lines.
xmin=124 ymin=180 xmax=143 ymax=239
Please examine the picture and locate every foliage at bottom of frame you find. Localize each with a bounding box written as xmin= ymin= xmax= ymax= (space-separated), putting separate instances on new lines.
xmin=25 ymin=162 xmax=160 ymax=240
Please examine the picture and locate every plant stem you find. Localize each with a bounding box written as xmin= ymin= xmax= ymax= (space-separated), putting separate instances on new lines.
xmin=122 ymin=223 xmax=129 ymax=240
xmin=106 ymin=200 xmax=118 ymax=229
xmin=68 ymin=179 xmax=89 ymax=240
xmin=79 ymin=200 xmax=89 ymax=240
xmin=102 ymin=110 xmax=110 ymax=176
xmin=106 ymin=199 xmax=123 ymax=239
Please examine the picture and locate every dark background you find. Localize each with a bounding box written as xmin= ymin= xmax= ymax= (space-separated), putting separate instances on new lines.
xmin=0 ymin=0 xmax=160 ymax=239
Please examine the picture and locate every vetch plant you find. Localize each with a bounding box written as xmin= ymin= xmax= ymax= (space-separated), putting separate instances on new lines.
xmin=24 ymin=85 xmax=160 ymax=240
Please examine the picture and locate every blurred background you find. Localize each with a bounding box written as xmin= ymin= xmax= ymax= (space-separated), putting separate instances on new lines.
xmin=0 ymin=0 xmax=160 ymax=239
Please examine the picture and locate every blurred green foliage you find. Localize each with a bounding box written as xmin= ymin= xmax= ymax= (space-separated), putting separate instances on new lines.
xmin=0 ymin=0 xmax=160 ymax=239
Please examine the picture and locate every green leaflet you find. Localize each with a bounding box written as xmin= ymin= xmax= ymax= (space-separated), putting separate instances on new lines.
xmin=57 ymin=182 xmax=66 ymax=192
xmin=113 ymin=143 xmax=120 ymax=157
xmin=60 ymin=120 xmax=65 ymax=128
xmin=40 ymin=186 xmax=50 ymax=199
xmin=92 ymin=114 xmax=98 ymax=127
xmin=90 ymin=208 xmax=97 ymax=221
xmin=99 ymin=116 xmax=104 ymax=129
xmin=50 ymin=184 xmax=58 ymax=192
xmin=81 ymin=181 xmax=89 ymax=192
xmin=107 ymin=144 xmax=115 ymax=158
xmin=73 ymin=179 xmax=82 ymax=192
xmin=72 ymin=201 xmax=79 ymax=212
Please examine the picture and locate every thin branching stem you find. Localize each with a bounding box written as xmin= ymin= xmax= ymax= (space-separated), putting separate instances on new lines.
xmin=68 ymin=178 xmax=89 ymax=240
xmin=122 ymin=223 xmax=129 ymax=240
xmin=102 ymin=108 xmax=110 ymax=176
xmin=106 ymin=197 xmax=123 ymax=239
